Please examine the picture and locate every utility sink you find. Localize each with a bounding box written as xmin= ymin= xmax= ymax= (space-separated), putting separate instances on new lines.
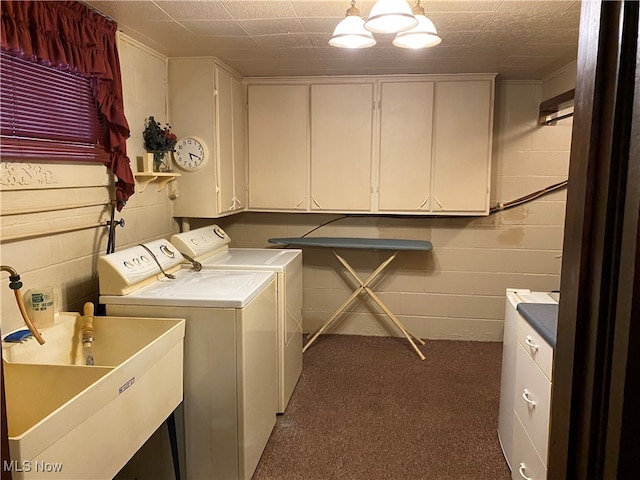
xmin=2 ymin=312 xmax=185 ymax=480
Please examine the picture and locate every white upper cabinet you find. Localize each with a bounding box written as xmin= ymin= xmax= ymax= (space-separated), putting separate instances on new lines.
xmin=378 ymin=81 xmax=434 ymax=212
xmin=247 ymin=84 xmax=308 ymax=210
xmin=168 ymin=58 xmax=246 ymax=218
xmin=310 ymin=83 xmax=374 ymax=212
xmin=432 ymin=80 xmax=493 ymax=214
xmin=244 ymin=74 xmax=495 ymax=216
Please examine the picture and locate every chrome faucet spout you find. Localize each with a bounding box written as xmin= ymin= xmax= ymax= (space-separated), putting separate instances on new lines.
xmin=1 ymin=265 xmax=46 ymax=345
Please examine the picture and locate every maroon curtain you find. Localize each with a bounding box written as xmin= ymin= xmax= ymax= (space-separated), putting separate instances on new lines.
xmin=1 ymin=0 xmax=134 ymax=210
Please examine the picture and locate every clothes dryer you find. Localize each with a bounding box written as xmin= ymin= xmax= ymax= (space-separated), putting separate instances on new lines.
xmin=98 ymin=240 xmax=277 ymax=480
xmin=171 ymin=225 xmax=302 ymax=413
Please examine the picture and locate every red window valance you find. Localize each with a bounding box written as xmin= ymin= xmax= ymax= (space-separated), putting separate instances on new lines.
xmin=0 ymin=0 xmax=134 ymax=210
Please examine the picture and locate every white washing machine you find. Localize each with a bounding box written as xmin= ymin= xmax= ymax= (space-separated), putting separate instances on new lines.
xmin=171 ymin=225 xmax=303 ymax=413
xmin=498 ymin=288 xmax=558 ymax=471
xmin=98 ymin=240 xmax=277 ymax=480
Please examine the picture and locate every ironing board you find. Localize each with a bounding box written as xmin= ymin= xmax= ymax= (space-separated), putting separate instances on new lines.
xmin=268 ymin=237 xmax=433 ymax=360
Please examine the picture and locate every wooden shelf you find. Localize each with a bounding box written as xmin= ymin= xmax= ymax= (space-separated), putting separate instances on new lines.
xmin=134 ymin=172 xmax=181 ymax=192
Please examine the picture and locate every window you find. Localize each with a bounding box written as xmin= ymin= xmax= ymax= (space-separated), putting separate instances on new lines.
xmin=0 ymin=51 xmax=110 ymax=163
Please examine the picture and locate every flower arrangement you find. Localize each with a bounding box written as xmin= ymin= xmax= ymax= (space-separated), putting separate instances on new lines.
xmin=143 ymin=116 xmax=177 ymax=171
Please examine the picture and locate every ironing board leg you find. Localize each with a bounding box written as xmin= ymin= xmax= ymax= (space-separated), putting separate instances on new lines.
xmin=303 ymin=285 xmax=364 ymax=353
xmin=303 ymin=248 xmax=426 ymax=360
xmin=364 ymin=286 xmax=426 ymax=360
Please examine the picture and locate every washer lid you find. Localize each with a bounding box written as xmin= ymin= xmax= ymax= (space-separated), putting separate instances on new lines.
xmin=100 ymin=269 xmax=274 ymax=308
xmin=201 ymin=248 xmax=301 ymax=271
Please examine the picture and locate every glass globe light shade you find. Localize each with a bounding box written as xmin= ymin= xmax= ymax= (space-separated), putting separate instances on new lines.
xmin=393 ymin=11 xmax=442 ymax=49
xmin=329 ymin=9 xmax=376 ymax=48
xmin=364 ymin=0 xmax=418 ymax=34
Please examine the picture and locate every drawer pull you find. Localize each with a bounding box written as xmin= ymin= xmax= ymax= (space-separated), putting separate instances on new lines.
xmin=522 ymin=389 xmax=537 ymax=408
xmin=518 ymin=463 xmax=533 ymax=480
xmin=524 ymin=335 xmax=539 ymax=352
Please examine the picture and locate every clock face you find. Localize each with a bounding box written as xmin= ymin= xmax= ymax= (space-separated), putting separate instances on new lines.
xmin=174 ymin=137 xmax=208 ymax=171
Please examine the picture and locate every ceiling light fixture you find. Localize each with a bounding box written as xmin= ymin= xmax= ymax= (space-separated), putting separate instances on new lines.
xmin=364 ymin=0 xmax=418 ymax=34
xmin=393 ymin=1 xmax=442 ymax=49
xmin=329 ymin=1 xmax=376 ymax=49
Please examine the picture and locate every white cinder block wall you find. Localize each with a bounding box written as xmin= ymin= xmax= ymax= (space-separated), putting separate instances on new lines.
xmin=0 ymin=35 xmax=178 ymax=334
xmin=202 ymin=65 xmax=575 ymax=342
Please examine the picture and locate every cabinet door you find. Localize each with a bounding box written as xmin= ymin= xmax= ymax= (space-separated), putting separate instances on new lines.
xmin=232 ymin=77 xmax=247 ymax=212
xmin=169 ymin=58 xmax=218 ymax=218
xmin=432 ymin=80 xmax=492 ymax=213
xmin=216 ymin=67 xmax=235 ymax=215
xmin=310 ymin=83 xmax=373 ymax=211
xmin=378 ymin=81 xmax=434 ymax=212
xmin=248 ymin=85 xmax=308 ymax=210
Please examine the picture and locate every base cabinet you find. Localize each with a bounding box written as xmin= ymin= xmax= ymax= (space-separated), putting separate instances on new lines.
xmin=499 ymin=290 xmax=556 ymax=479
xmin=512 ymin=412 xmax=547 ymax=480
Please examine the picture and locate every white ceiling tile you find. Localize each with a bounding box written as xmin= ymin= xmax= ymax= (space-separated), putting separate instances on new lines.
xmin=180 ymin=20 xmax=249 ymax=36
xmin=154 ymin=1 xmax=233 ymax=21
xmin=291 ymin=1 xmax=356 ymax=18
xmin=307 ymin=33 xmax=334 ymax=48
xmin=425 ymin=0 xmax=503 ymax=13
xmin=195 ymin=36 xmax=261 ymax=49
xmin=253 ymin=33 xmax=313 ymax=48
xmin=239 ymin=18 xmax=305 ymax=35
xmin=220 ymin=0 xmax=298 ymax=20
xmin=84 ymin=0 xmax=582 ymax=79
xmin=300 ymin=17 xmax=343 ymax=34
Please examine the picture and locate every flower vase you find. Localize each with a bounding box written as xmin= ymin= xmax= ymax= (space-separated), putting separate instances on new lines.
xmin=152 ymin=151 xmax=171 ymax=172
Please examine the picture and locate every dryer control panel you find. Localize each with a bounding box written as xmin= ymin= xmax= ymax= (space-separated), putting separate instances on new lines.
xmin=98 ymin=240 xmax=184 ymax=295
xmin=171 ymin=225 xmax=231 ymax=260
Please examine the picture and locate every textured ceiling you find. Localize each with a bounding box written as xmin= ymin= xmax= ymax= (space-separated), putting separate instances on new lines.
xmin=84 ymin=0 xmax=581 ymax=79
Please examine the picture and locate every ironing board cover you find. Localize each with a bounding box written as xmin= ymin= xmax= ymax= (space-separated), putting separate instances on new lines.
xmin=268 ymin=237 xmax=433 ymax=251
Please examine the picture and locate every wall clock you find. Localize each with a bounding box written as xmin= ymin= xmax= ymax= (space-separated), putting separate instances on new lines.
xmin=173 ymin=136 xmax=208 ymax=171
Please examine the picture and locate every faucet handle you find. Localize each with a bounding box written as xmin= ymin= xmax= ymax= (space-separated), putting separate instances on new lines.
xmin=82 ymin=302 xmax=95 ymax=338
xmin=83 ymin=302 xmax=94 ymax=318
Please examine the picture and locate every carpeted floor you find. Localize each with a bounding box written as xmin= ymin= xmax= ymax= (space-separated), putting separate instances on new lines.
xmin=252 ymin=334 xmax=511 ymax=480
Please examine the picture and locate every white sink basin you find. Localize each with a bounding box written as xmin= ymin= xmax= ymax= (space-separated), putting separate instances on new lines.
xmin=2 ymin=313 xmax=185 ymax=480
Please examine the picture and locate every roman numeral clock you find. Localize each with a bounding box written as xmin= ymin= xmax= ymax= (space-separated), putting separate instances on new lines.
xmin=174 ymin=136 xmax=208 ymax=171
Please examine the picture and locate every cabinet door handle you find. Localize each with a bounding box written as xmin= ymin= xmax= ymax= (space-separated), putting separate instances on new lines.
xmin=296 ymin=197 xmax=305 ymax=208
xmin=518 ymin=463 xmax=533 ymax=480
xmin=434 ymin=196 xmax=444 ymax=209
xmin=524 ymin=335 xmax=539 ymax=353
xmin=522 ymin=389 xmax=536 ymax=408
xmin=312 ymin=197 xmax=322 ymax=208
xmin=419 ymin=196 xmax=429 ymax=209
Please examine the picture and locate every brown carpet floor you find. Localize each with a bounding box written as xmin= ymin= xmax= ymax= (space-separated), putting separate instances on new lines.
xmin=252 ymin=334 xmax=511 ymax=480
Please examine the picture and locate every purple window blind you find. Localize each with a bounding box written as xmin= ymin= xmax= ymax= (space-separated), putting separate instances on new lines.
xmin=0 ymin=51 xmax=110 ymax=163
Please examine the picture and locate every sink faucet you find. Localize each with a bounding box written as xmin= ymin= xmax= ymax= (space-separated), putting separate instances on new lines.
xmin=1 ymin=265 xmax=46 ymax=344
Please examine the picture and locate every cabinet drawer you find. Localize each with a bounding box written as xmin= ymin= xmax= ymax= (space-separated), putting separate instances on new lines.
xmin=517 ymin=315 xmax=553 ymax=381
xmin=512 ymin=412 xmax=547 ymax=480
xmin=514 ymin=344 xmax=551 ymax=463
